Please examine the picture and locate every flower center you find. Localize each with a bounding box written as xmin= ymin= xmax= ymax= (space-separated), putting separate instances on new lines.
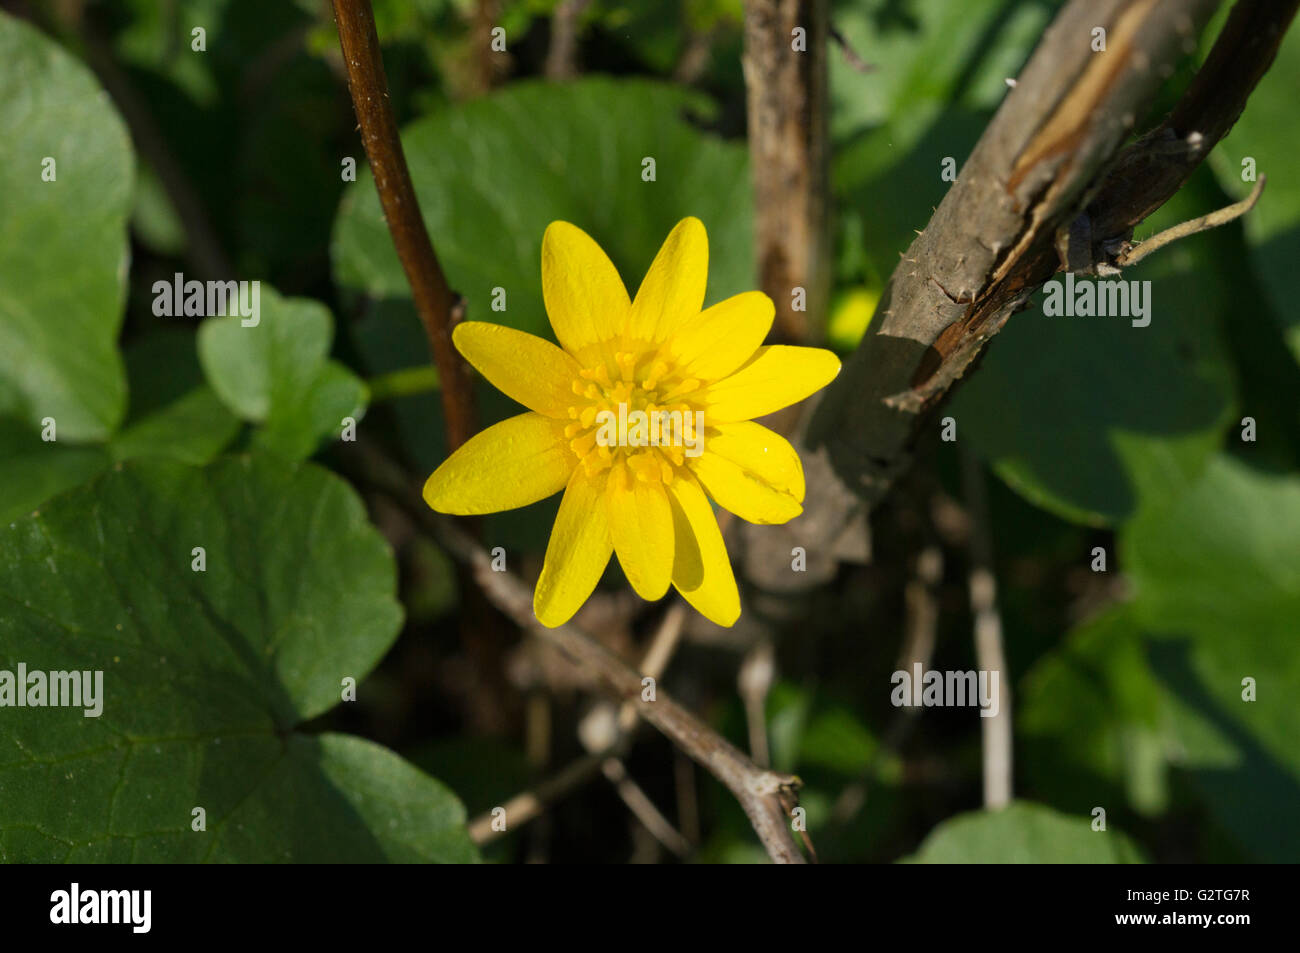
xmin=564 ymin=349 xmax=704 ymax=481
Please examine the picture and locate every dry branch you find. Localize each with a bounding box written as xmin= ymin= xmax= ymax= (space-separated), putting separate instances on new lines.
xmin=801 ymin=0 xmax=1297 ymax=528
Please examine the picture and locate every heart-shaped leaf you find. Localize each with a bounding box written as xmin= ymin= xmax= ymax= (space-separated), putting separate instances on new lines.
xmin=0 ymin=455 xmax=475 ymax=862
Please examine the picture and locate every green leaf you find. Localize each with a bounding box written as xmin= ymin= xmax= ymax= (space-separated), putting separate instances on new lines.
xmin=1019 ymin=608 xmax=1174 ymax=818
xmin=0 ymin=13 xmax=134 ymax=442
xmin=0 ymin=333 xmax=244 ymax=524
xmin=109 ymin=386 xmax=243 ymax=466
xmin=950 ymin=191 xmax=1237 ymax=525
xmin=0 ymin=419 xmax=109 ymax=526
xmin=197 ymin=287 xmax=367 ymax=460
xmin=1207 ymin=21 xmax=1300 ymax=363
xmin=1121 ymin=455 xmax=1300 ymax=860
xmin=111 ymin=331 xmax=243 ymax=466
xmin=830 ymin=0 xmax=1053 ymax=152
xmin=906 ymin=802 xmax=1145 ymax=863
xmin=0 ymin=455 xmax=476 ymax=862
xmin=332 ymin=78 xmax=754 ymax=339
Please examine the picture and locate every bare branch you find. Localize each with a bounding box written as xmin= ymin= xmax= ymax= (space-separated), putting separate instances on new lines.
xmin=803 ymin=0 xmax=1297 ymax=528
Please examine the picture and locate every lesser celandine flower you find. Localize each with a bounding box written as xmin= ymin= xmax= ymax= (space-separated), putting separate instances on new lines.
xmin=424 ymin=217 xmax=840 ymax=627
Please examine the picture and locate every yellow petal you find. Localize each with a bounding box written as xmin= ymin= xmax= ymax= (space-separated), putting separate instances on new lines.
xmin=667 ymin=473 xmax=739 ymax=626
xmin=625 ymin=217 xmax=707 ymax=345
xmin=706 ymin=421 xmax=805 ymax=502
xmin=703 ymin=346 xmax=841 ymax=422
xmin=606 ymin=458 xmax=674 ymax=600
xmin=534 ymin=467 xmax=613 ymax=627
xmin=542 ymin=221 xmax=630 ymax=359
xmin=667 ymin=291 xmax=774 ymax=382
xmin=453 ymin=322 xmax=581 ymax=418
xmin=690 ymin=439 xmax=803 ymax=525
xmin=423 ymin=413 xmax=572 ymax=515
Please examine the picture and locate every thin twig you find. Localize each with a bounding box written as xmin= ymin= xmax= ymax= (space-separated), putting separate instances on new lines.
xmin=674 ymin=750 xmax=701 ymax=845
xmin=467 ymin=752 xmax=606 ymax=843
xmin=616 ymin=602 xmax=688 ymax=734
xmin=830 ymin=541 xmax=942 ymax=824
xmin=468 ymin=603 xmax=690 ymax=848
xmin=960 ymin=447 xmax=1011 ymax=809
xmin=829 ymin=24 xmax=876 ymax=74
xmin=449 ymin=523 xmax=807 ymax=863
xmin=738 ymin=640 xmax=775 ymax=767
xmin=600 ymin=758 xmax=693 ymax=858
xmin=1117 ymin=175 xmax=1266 ymax=267
xmin=331 ymin=0 xmax=477 ymax=451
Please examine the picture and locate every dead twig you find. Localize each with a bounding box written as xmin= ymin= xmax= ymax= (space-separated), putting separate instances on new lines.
xmin=960 ymin=448 xmax=1012 ymax=809
xmin=1116 ymin=175 xmax=1266 ymax=266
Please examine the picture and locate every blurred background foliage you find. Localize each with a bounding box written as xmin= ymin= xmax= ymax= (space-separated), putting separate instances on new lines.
xmin=0 ymin=0 xmax=1296 ymax=862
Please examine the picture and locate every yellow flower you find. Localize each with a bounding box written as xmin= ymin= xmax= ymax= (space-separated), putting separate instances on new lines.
xmin=424 ymin=217 xmax=840 ymax=628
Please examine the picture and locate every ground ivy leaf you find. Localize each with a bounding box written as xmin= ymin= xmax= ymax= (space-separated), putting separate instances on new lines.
xmin=332 ymin=78 xmax=754 ymax=339
xmin=197 ymin=287 xmax=367 ymax=460
xmin=0 ymin=12 xmax=133 ymax=441
xmin=0 ymin=455 xmax=476 ymax=862
xmin=905 ymin=802 xmax=1145 ymax=863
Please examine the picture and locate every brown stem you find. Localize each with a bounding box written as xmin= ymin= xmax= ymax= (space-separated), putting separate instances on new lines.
xmin=331 ymin=0 xmax=477 ymax=451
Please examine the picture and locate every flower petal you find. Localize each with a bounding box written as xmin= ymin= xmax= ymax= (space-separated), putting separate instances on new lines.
xmin=606 ymin=458 xmax=674 ymax=601
xmin=423 ymin=413 xmax=572 ymax=515
xmin=542 ymin=221 xmax=630 ymax=358
xmin=667 ymin=291 xmax=774 ymax=382
xmin=453 ymin=322 xmax=581 ymax=418
xmin=702 ymin=345 xmax=841 ymax=422
xmin=667 ymin=473 xmax=739 ymax=626
xmin=706 ymin=421 xmax=805 ymax=502
xmin=690 ymin=438 xmax=803 ymax=525
xmin=625 ymin=217 xmax=707 ymax=345
xmin=534 ymin=467 xmax=614 ymax=627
